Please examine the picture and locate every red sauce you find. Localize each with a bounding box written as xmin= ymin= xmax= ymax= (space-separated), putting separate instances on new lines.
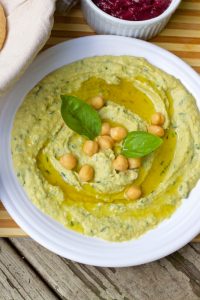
xmin=92 ymin=0 xmax=172 ymax=21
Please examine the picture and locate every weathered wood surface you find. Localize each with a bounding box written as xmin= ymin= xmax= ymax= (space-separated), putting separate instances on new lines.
xmin=0 ymin=238 xmax=200 ymax=300
xmin=0 ymin=239 xmax=58 ymax=300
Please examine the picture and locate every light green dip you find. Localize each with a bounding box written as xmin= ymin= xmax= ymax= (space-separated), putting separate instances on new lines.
xmin=11 ymin=56 xmax=200 ymax=241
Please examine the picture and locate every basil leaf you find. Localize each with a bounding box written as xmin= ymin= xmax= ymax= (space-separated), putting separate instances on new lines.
xmin=61 ymin=95 xmax=101 ymax=140
xmin=122 ymin=131 xmax=163 ymax=158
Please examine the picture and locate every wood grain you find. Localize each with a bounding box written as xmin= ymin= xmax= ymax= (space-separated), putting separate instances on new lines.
xmin=0 ymin=0 xmax=200 ymax=241
xmin=0 ymin=237 xmax=198 ymax=300
xmin=0 ymin=239 xmax=58 ymax=300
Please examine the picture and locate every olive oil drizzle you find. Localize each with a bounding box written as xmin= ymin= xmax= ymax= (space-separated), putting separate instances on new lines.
xmin=37 ymin=77 xmax=177 ymax=209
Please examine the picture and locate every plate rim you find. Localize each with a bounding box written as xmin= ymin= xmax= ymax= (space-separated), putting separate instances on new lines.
xmin=1 ymin=35 xmax=200 ymax=267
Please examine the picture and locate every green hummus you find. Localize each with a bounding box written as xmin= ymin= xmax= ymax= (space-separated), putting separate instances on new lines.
xmin=11 ymin=56 xmax=200 ymax=241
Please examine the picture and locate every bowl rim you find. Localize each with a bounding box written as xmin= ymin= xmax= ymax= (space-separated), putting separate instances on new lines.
xmin=1 ymin=35 xmax=200 ymax=267
xmin=82 ymin=0 xmax=182 ymax=25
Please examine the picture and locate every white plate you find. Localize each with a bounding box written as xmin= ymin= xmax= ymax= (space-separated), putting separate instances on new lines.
xmin=0 ymin=36 xmax=200 ymax=267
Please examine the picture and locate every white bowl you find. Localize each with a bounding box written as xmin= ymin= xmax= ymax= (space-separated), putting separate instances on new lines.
xmin=0 ymin=36 xmax=200 ymax=267
xmin=81 ymin=0 xmax=181 ymax=39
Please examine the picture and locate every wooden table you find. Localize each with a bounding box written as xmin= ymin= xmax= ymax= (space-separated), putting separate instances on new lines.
xmin=0 ymin=238 xmax=200 ymax=299
xmin=1 ymin=2 xmax=200 ymax=299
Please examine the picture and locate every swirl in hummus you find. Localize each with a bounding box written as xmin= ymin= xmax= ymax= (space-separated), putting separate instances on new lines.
xmin=11 ymin=56 xmax=200 ymax=241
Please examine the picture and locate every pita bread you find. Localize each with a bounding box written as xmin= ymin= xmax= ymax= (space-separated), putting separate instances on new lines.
xmin=0 ymin=4 xmax=6 ymax=49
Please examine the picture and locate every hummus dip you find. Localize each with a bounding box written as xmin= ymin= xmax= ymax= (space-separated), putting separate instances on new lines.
xmin=11 ymin=56 xmax=200 ymax=242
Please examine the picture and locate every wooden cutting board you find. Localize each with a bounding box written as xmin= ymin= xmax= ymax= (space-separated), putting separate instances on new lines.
xmin=1 ymin=1 xmax=200 ymax=242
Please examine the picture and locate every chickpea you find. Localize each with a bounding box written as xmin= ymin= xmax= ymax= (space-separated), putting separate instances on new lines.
xmin=151 ymin=112 xmax=165 ymax=126
xmin=113 ymin=155 xmax=129 ymax=171
xmin=110 ymin=126 xmax=127 ymax=142
xmin=148 ymin=125 xmax=165 ymax=137
xmin=125 ymin=185 xmax=142 ymax=200
xmin=128 ymin=158 xmax=141 ymax=169
xmin=97 ymin=135 xmax=114 ymax=150
xmin=83 ymin=140 xmax=99 ymax=156
xmin=90 ymin=95 xmax=104 ymax=110
xmin=101 ymin=122 xmax=111 ymax=135
xmin=79 ymin=165 xmax=94 ymax=182
xmin=60 ymin=153 xmax=77 ymax=170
